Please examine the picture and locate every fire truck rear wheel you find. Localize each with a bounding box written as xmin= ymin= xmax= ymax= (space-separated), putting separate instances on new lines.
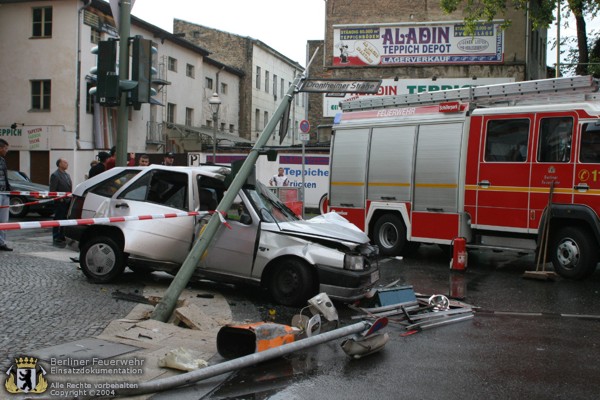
xmin=373 ymin=214 xmax=410 ymax=257
xmin=550 ymin=226 xmax=598 ymax=280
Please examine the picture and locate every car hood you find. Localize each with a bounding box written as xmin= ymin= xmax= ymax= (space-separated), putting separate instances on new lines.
xmin=268 ymin=212 xmax=369 ymax=245
xmin=9 ymin=180 xmax=49 ymax=192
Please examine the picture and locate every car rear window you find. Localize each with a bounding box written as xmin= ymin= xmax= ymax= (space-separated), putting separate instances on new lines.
xmin=88 ymin=170 xmax=141 ymax=198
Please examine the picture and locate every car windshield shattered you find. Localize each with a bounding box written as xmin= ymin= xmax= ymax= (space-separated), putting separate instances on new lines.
xmin=245 ymin=181 xmax=300 ymax=223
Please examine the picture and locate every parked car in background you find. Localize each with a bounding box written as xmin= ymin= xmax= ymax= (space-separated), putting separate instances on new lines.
xmin=7 ymin=170 xmax=55 ymax=218
xmin=64 ymin=165 xmax=380 ymax=306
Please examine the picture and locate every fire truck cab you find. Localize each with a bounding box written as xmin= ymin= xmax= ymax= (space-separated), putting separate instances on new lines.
xmin=328 ymin=76 xmax=600 ymax=280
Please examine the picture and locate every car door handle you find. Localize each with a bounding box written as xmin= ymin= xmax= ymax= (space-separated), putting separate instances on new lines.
xmin=115 ymin=202 xmax=129 ymax=208
xmin=477 ymin=180 xmax=491 ymax=188
xmin=574 ymin=184 xmax=589 ymax=191
xmin=381 ymin=196 xmax=396 ymax=200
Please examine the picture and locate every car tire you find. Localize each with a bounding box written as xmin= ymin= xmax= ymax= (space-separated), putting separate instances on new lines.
xmin=373 ymin=214 xmax=417 ymax=257
xmin=80 ymin=236 xmax=126 ymax=283
xmin=550 ymin=226 xmax=598 ymax=280
xmin=8 ymin=197 xmax=28 ymax=218
xmin=269 ymin=259 xmax=316 ymax=307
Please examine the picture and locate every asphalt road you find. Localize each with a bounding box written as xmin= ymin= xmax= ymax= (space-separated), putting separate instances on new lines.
xmin=3 ymin=218 xmax=599 ymax=399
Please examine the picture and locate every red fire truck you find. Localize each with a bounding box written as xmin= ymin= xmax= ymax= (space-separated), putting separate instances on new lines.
xmin=327 ymin=76 xmax=600 ymax=279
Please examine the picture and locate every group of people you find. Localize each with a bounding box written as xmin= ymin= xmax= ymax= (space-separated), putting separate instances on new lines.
xmin=87 ymin=149 xmax=175 ymax=179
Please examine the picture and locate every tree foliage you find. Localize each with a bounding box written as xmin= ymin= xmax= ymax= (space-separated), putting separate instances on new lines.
xmin=440 ymin=0 xmax=600 ymax=76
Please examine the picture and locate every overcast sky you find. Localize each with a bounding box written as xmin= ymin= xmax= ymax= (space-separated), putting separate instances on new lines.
xmin=127 ymin=1 xmax=596 ymax=71
xmin=129 ymin=0 xmax=326 ymax=66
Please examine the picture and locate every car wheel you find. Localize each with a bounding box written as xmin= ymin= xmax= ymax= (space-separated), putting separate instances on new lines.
xmin=269 ymin=259 xmax=316 ymax=307
xmin=80 ymin=236 xmax=125 ymax=283
xmin=373 ymin=214 xmax=417 ymax=257
xmin=8 ymin=197 xmax=28 ymax=218
xmin=550 ymin=226 xmax=598 ymax=280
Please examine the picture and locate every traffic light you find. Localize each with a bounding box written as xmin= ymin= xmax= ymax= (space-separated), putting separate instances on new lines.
xmin=89 ymin=39 xmax=120 ymax=106
xmin=130 ymin=36 xmax=157 ymax=109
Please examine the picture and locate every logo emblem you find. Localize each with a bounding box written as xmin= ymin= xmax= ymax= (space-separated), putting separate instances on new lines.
xmin=4 ymin=357 xmax=48 ymax=394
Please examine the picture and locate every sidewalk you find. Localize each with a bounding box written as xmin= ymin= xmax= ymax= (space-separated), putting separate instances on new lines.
xmin=5 ymin=232 xmax=235 ymax=399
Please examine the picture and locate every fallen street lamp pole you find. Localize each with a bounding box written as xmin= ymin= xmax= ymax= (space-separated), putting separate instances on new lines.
xmin=111 ymin=320 xmax=370 ymax=398
xmin=150 ymin=49 xmax=319 ymax=322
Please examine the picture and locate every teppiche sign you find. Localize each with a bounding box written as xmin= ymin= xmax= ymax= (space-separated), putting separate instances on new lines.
xmin=299 ymin=79 xmax=381 ymax=94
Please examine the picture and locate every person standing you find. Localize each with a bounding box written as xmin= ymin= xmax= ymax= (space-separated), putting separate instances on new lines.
xmin=89 ymin=151 xmax=110 ymax=178
xmin=49 ymin=158 xmax=72 ymax=244
xmin=105 ymin=146 xmax=116 ymax=170
xmin=269 ymin=167 xmax=289 ymax=186
xmin=162 ymin=152 xmax=175 ymax=166
xmin=0 ymin=139 xmax=12 ymax=251
xmin=138 ymin=154 xmax=150 ymax=166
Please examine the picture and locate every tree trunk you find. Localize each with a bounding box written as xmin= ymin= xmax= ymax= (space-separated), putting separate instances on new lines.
xmin=568 ymin=1 xmax=589 ymax=75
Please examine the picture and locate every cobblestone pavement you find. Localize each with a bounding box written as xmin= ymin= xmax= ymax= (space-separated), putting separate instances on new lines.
xmin=0 ymin=228 xmax=143 ymax=372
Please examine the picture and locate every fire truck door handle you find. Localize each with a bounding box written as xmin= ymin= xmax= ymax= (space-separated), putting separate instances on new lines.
xmin=340 ymin=203 xmax=354 ymax=207
xmin=427 ymin=208 xmax=444 ymax=212
xmin=477 ymin=180 xmax=491 ymax=188
xmin=381 ymin=196 xmax=396 ymax=200
xmin=574 ymin=183 xmax=589 ymax=191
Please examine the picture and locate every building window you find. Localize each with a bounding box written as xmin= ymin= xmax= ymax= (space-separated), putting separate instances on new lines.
xmin=90 ymin=27 xmax=101 ymax=44
xmin=168 ymin=57 xmax=177 ymax=72
xmin=206 ymin=119 xmax=212 ymax=128
xmin=167 ymin=103 xmax=176 ymax=123
xmin=264 ymin=111 xmax=269 ymax=129
xmin=255 ymin=109 xmax=260 ymax=132
xmin=220 ymin=122 xmax=225 ymax=131
xmin=32 ymin=6 xmax=52 ymax=38
xmin=265 ymin=71 xmax=269 ymax=93
xmin=185 ymin=107 xmax=194 ymax=127
xmin=31 ymin=80 xmax=51 ymax=110
xmin=186 ymin=64 xmax=195 ymax=78
xmin=205 ymin=77 xmax=213 ymax=90
xmin=273 ymin=74 xmax=277 ymax=99
xmin=229 ymin=124 xmax=234 ymax=133
xmin=256 ymin=66 xmax=261 ymax=89
xmin=281 ymin=78 xmax=284 ymax=99
xmin=221 ymin=82 xmax=228 ymax=94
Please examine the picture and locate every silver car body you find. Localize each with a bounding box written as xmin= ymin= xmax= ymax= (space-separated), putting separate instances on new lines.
xmin=66 ymin=165 xmax=379 ymax=304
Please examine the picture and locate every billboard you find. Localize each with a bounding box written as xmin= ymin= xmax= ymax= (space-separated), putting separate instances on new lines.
xmin=323 ymin=77 xmax=515 ymax=117
xmin=333 ymin=21 xmax=504 ymax=66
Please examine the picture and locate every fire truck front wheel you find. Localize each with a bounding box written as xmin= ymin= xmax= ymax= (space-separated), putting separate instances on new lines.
xmin=373 ymin=214 xmax=411 ymax=257
xmin=550 ymin=226 xmax=598 ymax=280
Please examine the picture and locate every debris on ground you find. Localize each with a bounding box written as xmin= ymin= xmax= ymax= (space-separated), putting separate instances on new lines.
xmin=158 ymin=347 xmax=209 ymax=371
xmin=350 ymin=285 xmax=474 ymax=334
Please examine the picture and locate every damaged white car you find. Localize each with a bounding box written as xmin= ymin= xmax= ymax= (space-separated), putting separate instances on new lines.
xmin=65 ymin=165 xmax=380 ymax=306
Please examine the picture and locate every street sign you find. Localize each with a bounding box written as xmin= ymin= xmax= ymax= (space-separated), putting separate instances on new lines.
xmin=299 ymin=79 xmax=381 ymax=94
xmin=300 ymin=119 xmax=310 ymax=133
xmin=299 ymin=133 xmax=310 ymax=141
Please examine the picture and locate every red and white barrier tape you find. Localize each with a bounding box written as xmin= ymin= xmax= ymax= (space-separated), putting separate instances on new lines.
xmin=0 ymin=191 xmax=72 ymax=197
xmin=0 ymin=210 xmax=232 ymax=231
xmin=0 ymin=194 xmax=72 ymax=209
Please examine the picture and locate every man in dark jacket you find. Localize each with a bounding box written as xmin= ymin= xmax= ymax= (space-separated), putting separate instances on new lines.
xmin=89 ymin=152 xmax=110 ymax=178
xmin=0 ymin=138 xmax=12 ymax=251
xmin=50 ymin=158 xmax=72 ymax=243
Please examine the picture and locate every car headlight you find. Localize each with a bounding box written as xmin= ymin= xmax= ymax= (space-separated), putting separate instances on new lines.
xmin=344 ymin=254 xmax=365 ymax=271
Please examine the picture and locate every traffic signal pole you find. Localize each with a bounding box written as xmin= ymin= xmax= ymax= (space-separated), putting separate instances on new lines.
xmin=116 ymin=0 xmax=131 ymax=166
xmin=151 ymin=50 xmax=318 ymax=322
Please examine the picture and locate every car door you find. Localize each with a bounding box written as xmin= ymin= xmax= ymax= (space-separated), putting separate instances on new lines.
xmin=199 ymin=192 xmax=258 ymax=278
xmin=111 ymin=169 xmax=195 ymax=263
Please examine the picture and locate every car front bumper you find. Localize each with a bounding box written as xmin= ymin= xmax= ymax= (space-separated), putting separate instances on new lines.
xmin=315 ymin=263 xmax=380 ymax=303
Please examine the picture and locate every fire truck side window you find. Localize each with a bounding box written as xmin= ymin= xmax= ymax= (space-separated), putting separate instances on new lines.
xmin=538 ymin=117 xmax=573 ymax=163
xmin=580 ymin=121 xmax=600 ymax=163
xmin=484 ymin=119 xmax=530 ymax=162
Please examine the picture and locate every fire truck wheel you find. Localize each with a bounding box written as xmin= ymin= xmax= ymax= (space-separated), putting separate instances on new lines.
xmin=80 ymin=236 xmax=126 ymax=283
xmin=373 ymin=214 xmax=409 ymax=257
xmin=269 ymin=258 xmax=316 ymax=307
xmin=550 ymin=226 xmax=598 ymax=280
